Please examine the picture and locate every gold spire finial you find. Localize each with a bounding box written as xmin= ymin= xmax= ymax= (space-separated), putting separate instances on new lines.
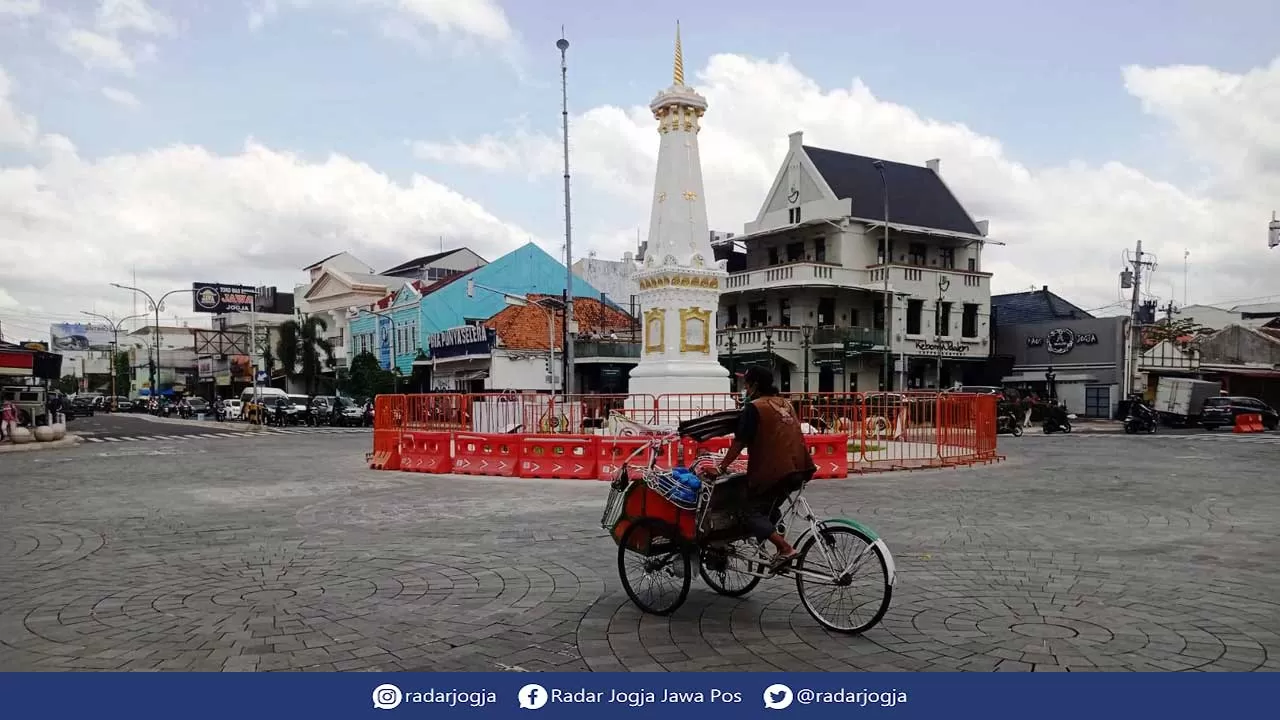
xmin=673 ymin=21 xmax=684 ymax=86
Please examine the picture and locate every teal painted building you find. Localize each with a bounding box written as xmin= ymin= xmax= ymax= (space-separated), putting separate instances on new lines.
xmin=348 ymin=242 xmax=608 ymax=372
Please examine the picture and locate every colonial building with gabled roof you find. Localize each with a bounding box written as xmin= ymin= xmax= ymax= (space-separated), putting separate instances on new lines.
xmin=719 ymin=130 xmax=996 ymax=392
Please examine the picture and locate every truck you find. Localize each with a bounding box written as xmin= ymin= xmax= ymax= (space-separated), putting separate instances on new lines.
xmin=1153 ymin=377 xmax=1221 ymax=425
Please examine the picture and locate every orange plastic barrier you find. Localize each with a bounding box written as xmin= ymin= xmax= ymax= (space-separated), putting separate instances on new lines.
xmin=369 ymin=394 xmax=405 ymax=470
xmin=1234 ymin=413 xmax=1265 ymax=433
xmin=400 ymin=431 xmax=453 ymax=473
xmin=452 ymin=433 xmax=518 ymax=476
xmin=518 ymin=434 xmax=599 ymax=479
xmin=377 ymin=391 xmax=1004 ymax=476
xmin=598 ymin=437 xmax=657 ymax=481
xmin=806 ymin=434 xmax=850 ymax=479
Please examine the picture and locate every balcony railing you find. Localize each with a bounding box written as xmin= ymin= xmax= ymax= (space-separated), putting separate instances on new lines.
xmin=574 ymin=340 xmax=641 ymax=359
xmin=724 ymin=262 xmax=871 ymax=292
xmin=717 ymin=326 xmax=885 ymax=353
xmin=811 ymin=326 xmax=885 ymax=348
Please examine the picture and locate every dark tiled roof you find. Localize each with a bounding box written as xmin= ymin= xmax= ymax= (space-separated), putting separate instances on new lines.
xmin=992 ymin=288 xmax=1094 ymax=326
xmin=381 ymin=248 xmax=469 ymax=276
xmin=302 ymin=252 xmax=343 ymax=270
xmin=802 ymin=146 xmax=981 ymax=235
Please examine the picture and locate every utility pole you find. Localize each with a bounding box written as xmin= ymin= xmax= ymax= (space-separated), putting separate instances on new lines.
xmin=557 ymin=30 xmax=575 ymax=396
xmin=1121 ymin=240 xmax=1156 ymax=398
xmin=873 ymin=160 xmax=892 ymax=390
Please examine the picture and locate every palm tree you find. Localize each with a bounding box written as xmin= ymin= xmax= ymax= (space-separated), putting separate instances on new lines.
xmin=276 ymin=316 xmax=336 ymax=396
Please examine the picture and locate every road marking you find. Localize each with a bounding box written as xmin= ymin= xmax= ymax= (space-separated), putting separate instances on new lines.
xmin=86 ymin=437 xmax=105 ymax=443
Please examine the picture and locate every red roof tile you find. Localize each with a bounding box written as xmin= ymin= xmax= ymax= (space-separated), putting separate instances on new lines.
xmin=485 ymin=296 xmax=636 ymax=351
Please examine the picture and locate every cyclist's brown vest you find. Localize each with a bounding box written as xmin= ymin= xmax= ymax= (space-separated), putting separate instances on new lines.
xmin=745 ymin=395 xmax=815 ymax=494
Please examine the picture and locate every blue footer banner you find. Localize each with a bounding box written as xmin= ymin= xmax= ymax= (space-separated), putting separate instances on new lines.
xmin=0 ymin=672 xmax=1271 ymax=719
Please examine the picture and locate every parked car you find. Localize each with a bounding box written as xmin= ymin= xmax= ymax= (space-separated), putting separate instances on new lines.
xmin=71 ymin=395 xmax=96 ymax=416
xmin=187 ymin=397 xmax=210 ymax=415
xmin=221 ymin=398 xmax=242 ymax=420
xmin=111 ymin=396 xmax=132 ymax=412
xmin=1200 ymin=396 xmax=1279 ymax=431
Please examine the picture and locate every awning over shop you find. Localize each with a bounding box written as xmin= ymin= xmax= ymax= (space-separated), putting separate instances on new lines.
xmin=1202 ymin=367 xmax=1280 ymax=379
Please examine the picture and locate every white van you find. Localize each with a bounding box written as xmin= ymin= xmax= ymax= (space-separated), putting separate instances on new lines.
xmin=240 ymin=387 xmax=289 ymax=405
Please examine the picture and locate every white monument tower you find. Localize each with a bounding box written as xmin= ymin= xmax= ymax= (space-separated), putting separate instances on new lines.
xmin=627 ymin=23 xmax=731 ymax=406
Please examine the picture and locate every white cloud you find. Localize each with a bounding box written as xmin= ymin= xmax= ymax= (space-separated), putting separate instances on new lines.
xmin=49 ymin=0 xmax=173 ymax=75
xmin=0 ymin=67 xmax=40 ymax=148
xmin=247 ymin=0 xmax=513 ymax=44
xmin=101 ymin=85 xmax=140 ymax=108
xmin=416 ymin=53 xmax=1280 ymax=310
xmin=0 ymin=0 xmax=42 ymax=18
xmin=53 ymin=28 xmax=136 ymax=74
xmin=0 ymin=71 xmax=540 ymax=331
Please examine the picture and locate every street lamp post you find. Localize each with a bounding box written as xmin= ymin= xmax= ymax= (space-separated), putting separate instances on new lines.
xmin=801 ymin=325 xmax=813 ymax=393
xmin=763 ymin=327 xmax=775 ymax=382
xmin=467 ymin=279 xmax=559 ymax=393
xmin=1046 ymin=367 xmax=1057 ymax=402
xmin=81 ymin=310 xmax=147 ymax=410
xmin=935 ymin=275 xmax=950 ymax=390
xmin=557 ymin=32 xmax=576 ymax=396
xmin=724 ymin=328 xmax=738 ymax=392
xmin=873 ymin=160 xmax=892 ymax=392
xmin=109 ymin=284 xmax=191 ymax=404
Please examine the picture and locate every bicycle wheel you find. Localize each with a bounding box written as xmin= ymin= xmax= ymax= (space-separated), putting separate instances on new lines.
xmin=618 ymin=518 xmax=691 ymax=616
xmin=795 ymin=525 xmax=892 ymax=634
xmin=699 ymin=540 xmax=764 ymax=597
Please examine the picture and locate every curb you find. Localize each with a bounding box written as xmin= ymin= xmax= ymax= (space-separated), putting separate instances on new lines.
xmin=0 ymin=434 xmax=86 ymax=454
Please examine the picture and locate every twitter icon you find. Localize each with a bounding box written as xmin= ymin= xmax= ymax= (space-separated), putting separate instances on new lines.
xmin=763 ymin=684 xmax=793 ymax=710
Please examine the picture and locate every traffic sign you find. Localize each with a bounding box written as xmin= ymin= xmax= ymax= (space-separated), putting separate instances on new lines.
xmin=256 ymin=370 xmax=267 ymax=382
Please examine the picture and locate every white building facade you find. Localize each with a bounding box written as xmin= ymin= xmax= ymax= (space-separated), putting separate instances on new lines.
xmin=718 ymin=131 xmax=995 ymax=393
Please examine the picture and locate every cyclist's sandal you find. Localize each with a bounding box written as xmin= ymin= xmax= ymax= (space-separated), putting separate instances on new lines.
xmin=768 ymin=551 xmax=799 ymax=574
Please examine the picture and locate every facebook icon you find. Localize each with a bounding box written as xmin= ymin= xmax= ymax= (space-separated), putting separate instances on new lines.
xmin=517 ymin=683 xmax=549 ymax=710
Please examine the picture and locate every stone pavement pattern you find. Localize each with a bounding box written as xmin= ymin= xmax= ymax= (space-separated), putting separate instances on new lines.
xmin=1 ymin=433 xmax=1277 ymax=672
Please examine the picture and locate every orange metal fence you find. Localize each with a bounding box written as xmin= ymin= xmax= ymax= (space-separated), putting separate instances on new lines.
xmin=372 ymin=391 xmax=1001 ymax=475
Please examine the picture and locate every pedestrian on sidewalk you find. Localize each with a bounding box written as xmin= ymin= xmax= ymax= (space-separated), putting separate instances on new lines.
xmin=1 ymin=399 xmax=16 ymax=441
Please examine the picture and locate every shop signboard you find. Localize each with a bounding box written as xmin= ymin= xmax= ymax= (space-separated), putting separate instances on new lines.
xmin=913 ymin=339 xmax=969 ymax=356
xmin=197 ymin=357 xmax=214 ymax=379
xmin=1025 ymin=328 xmax=1100 ymax=355
xmin=428 ymin=325 xmax=495 ymax=360
xmin=49 ymin=323 xmax=114 ymax=352
xmin=191 ymin=283 xmax=256 ymax=314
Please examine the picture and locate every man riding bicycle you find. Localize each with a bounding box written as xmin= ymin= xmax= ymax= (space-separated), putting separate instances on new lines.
xmin=703 ymin=365 xmax=816 ymax=573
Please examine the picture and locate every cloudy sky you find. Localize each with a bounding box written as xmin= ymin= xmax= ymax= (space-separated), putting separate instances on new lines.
xmin=2 ymin=0 xmax=1279 ymax=342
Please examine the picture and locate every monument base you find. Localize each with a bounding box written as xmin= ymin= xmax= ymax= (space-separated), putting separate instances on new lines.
xmin=627 ymin=361 xmax=734 ymax=427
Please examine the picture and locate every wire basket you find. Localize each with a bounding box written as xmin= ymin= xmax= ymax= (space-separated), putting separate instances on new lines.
xmin=601 ymin=484 xmax=627 ymax=530
xmin=644 ymin=469 xmax=700 ymax=511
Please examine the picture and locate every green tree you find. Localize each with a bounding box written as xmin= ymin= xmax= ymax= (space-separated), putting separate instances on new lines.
xmin=347 ymin=351 xmax=394 ymax=401
xmin=1144 ymin=318 xmax=1212 ymax=348
xmin=276 ymin=316 xmax=336 ymax=396
xmin=57 ymin=375 xmax=79 ymax=394
xmin=114 ymin=351 xmax=132 ymax=398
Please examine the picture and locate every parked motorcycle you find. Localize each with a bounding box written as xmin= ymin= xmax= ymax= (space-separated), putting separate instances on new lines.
xmin=1124 ymin=405 xmax=1158 ymax=434
xmin=997 ymin=412 xmax=1023 ymax=437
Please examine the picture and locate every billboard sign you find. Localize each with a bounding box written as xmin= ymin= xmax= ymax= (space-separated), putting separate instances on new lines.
xmin=378 ymin=315 xmax=393 ymax=370
xmin=192 ymin=283 xmax=256 ymax=314
xmin=50 ymin=323 xmax=115 ymax=352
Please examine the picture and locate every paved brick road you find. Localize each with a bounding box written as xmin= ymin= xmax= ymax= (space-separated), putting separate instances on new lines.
xmin=1 ymin=433 xmax=1277 ymax=672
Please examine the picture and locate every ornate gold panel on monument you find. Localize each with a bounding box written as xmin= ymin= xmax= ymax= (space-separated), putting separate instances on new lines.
xmin=679 ymin=307 xmax=711 ymax=354
xmin=644 ymin=308 xmax=667 ymax=355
